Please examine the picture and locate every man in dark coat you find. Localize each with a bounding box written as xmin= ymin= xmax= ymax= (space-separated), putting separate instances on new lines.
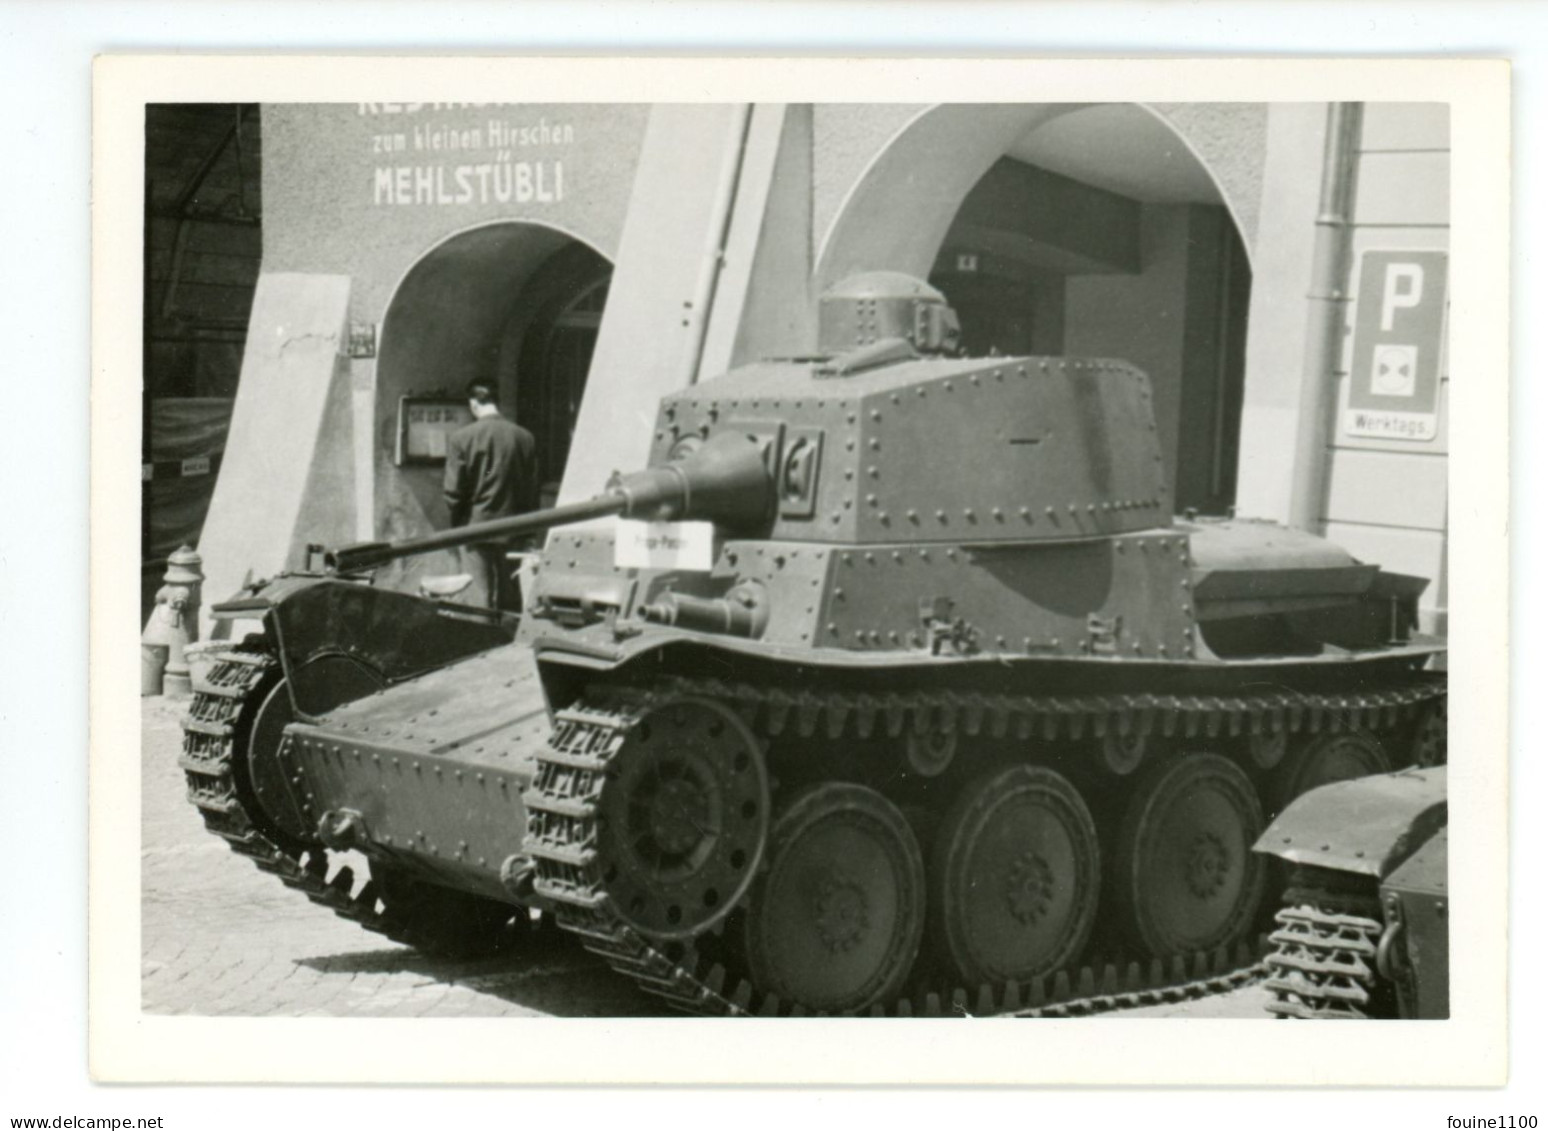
xmin=442 ymin=380 xmax=538 ymax=609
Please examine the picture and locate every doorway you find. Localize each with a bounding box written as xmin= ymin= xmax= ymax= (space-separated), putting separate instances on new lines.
xmin=373 ymin=222 xmax=612 ymax=591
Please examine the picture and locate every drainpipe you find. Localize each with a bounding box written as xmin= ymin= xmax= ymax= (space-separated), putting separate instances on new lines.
xmin=1287 ymin=102 xmax=1364 ymax=532
xmin=681 ymin=103 xmax=754 ymax=386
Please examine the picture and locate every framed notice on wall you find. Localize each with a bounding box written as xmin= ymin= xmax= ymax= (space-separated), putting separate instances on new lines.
xmin=395 ymin=395 xmax=473 ymax=466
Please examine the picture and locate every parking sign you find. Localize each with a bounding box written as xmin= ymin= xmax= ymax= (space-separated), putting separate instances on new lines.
xmin=1344 ymin=250 xmax=1447 ymax=441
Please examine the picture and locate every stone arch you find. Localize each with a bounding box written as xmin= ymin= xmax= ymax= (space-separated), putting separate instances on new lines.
xmin=372 ymin=219 xmax=612 ymax=590
xmin=815 ymin=103 xmax=1255 ymax=515
xmin=816 ymin=102 xmax=1252 ymax=289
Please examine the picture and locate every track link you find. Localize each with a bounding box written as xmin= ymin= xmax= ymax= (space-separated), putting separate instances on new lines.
xmin=524 ymin=674 xmax=1441 ymax=1017
xmin=179 ymin=644 xmax=530 ymax=958
xmin=1262 ymin=901 xmax=1386 ymax=1019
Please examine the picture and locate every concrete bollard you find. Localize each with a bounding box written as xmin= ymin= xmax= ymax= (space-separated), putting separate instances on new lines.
xmin=142 ymin=545 xmax=204 ymax=699
xmin=140 ymin=643 xmax=169 ymax=697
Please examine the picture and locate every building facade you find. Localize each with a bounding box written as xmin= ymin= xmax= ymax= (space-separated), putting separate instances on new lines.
xmin=163 ymin=101 xmax=1449 ymax=632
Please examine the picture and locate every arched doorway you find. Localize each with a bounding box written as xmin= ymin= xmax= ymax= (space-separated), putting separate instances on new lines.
xmin=819 ymin=104 xmax=1253 ymax=516
xmin=373 ymin=221 xmax=611 ymax=591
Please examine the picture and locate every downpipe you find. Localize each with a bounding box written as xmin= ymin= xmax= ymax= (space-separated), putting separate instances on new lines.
xmin=681 ymin=103 xmax=755 ymax=387
xmin=1287 ymin=102 xmax=1364 ymax=533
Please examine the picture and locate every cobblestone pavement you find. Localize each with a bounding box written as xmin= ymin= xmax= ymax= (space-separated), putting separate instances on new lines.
xmin=141 ymin=696 xmax=1271 ymax=1019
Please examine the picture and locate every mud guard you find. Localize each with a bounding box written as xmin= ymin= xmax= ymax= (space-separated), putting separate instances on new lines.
xmin=1252 ymin=766 xmax=1446 ymax=879
xmin=215 ymin=575 xmax=519 ymax=712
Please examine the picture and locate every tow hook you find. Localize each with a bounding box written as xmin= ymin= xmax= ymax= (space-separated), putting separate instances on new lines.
xmin=317 ymin=809 xmax=368 ymax=851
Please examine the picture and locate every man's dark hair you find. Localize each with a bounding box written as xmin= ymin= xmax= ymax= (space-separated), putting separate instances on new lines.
xmin=466 ymin=381 xmax=497 ymax=406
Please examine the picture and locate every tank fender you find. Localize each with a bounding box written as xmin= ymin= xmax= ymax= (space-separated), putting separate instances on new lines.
xmin=267 ymin=578 xmax=517 ymax=700
xmin=207 ymin=571 xmax=332 ymax=619
xmin=1252 ymin=766 xmax=1446 ymax=879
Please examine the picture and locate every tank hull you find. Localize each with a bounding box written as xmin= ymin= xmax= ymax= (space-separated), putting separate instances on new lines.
xmin=180 ymin=330 xmax=1448 ymax=1015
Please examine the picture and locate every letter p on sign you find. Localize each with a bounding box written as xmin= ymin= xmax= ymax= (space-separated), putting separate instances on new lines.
xmin=1380 ymin=262 xmax=1424 ymax=331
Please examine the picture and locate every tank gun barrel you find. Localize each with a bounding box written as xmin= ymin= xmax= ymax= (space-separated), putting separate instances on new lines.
xmin=325 ymin=430 xmax=773 ymax=574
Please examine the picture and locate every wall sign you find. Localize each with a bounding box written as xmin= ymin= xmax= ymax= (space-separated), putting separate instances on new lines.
xmin=360 ymin=104 xmax=573 ymax=209
xmin=1344 ymin=250 xmax=1448 ymax=441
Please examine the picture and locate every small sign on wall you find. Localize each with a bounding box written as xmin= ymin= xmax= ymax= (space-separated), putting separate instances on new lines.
xmin=1344 ymin=250 xmax=1448 ymax=441
xmin=347 ymin=321 xmax=377 ymax=359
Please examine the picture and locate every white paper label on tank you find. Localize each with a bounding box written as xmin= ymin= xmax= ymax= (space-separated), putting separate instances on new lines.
xmin=614 ymin=520 xmax=714 ymax=571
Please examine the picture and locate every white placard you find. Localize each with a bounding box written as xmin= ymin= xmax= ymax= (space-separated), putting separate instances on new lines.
xmin=613 ymin=519 xmax=714 ymax=570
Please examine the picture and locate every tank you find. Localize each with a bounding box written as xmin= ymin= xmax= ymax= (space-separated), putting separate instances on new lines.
xmin=181 ymin=273 xmax=1448 ymax=1015
xmin=1253 ymin=766 xmax=1448 ymax=1019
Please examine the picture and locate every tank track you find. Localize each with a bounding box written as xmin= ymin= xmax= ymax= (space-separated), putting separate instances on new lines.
xmin=524 ymin=673 xmax=1442 ymax=1017
xmin=1261 ymin=901 xmax=1386 ymax=1019
xmin=179 ymin=643 xmax=530 ymax=958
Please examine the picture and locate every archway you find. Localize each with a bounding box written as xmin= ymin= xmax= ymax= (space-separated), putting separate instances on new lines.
xmin=373 ymin=221 xmax=611 ymax=591
xmin=819 ymin=104 xmax=1253 ymax=515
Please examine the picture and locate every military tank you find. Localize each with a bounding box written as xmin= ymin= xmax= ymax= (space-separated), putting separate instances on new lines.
xmin=1254 ymin=766 xmax=1448 ymax=1019
xmin=182 ymin=272 xmax=1447 ymax=1016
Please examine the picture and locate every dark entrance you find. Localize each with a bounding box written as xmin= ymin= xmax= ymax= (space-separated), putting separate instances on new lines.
xmin=507 ymin=246 xmax=611 ymax=502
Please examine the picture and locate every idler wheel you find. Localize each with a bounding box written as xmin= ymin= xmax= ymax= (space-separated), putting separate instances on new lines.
xmin=929 ymin=765 xmax=1101 ymax=986
xmin=743 ymin=783 xmax=925 ymax=1013
xmin=243 ymin=654 xmax=384 ymax=852
xmin=1270 ymin=730 xmax=1390 ymax=812
xmin=596 ymin=698 xmax=769 ymax=940
xmin=1112 ymin=753 xmax=1265 ymax=957
xmin=1408 ymin=698 xmax=1448 ymax=768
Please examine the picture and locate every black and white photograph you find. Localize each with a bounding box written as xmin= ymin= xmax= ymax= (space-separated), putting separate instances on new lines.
xmin=84 ymin=55 xmax=1508 ymax=1089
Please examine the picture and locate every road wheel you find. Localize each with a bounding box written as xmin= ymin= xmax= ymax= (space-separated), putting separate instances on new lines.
xmin=743 ymin=783 xmax=925 ymax=1013
xmin=1112 ymin=753 xmax=1266 ymax=957
xmin=1271 ymin=730 xmax=1390 ymax=812
xmin=929 ymin=764 xmax=1100 ymax=986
